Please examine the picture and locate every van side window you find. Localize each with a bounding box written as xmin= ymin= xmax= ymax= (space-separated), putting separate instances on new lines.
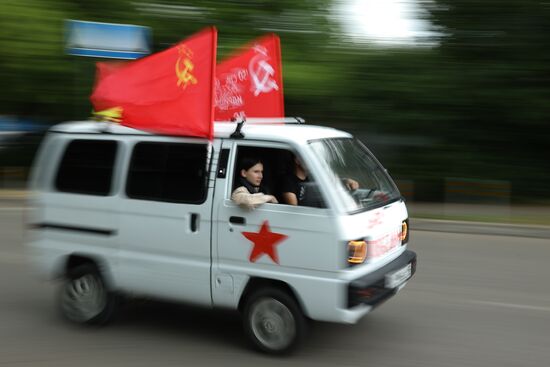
xmin=55 ymin=139 xmax=118 ymax=196
xmin=126 ymin=142 xmax=208 ymax=204
xmin=232 ymin=146 xmax=326 ymax=208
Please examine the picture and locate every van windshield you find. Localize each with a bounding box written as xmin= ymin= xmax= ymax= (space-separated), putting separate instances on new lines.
xmin=308 ymin=138 xmax=400 ymax=213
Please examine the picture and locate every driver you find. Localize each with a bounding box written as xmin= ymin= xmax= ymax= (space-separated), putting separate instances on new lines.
xmin=281 ymin=155 xmax=358 ymax=206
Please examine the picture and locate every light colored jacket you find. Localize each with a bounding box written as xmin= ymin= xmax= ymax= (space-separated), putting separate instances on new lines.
xmin=231 ymin=186 xmax=277 ymax=210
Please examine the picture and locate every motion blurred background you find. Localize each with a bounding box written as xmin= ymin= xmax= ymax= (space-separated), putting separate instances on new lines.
xmin=1 ymin=0 xmax=549 ymax=219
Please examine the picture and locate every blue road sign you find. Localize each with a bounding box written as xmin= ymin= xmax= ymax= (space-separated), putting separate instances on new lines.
xmin=65 ymin=20 xmax=151 ymax=59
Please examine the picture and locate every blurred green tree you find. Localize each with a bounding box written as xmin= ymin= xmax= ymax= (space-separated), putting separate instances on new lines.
xmin=424 ymin=0 xmax=550 ymax=199
xmin=1 ymin=0 xmax=549 ymax=201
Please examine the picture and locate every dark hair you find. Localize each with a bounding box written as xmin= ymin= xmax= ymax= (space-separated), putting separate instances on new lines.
xmin=239 ymin=157 xmax=262 ymax=172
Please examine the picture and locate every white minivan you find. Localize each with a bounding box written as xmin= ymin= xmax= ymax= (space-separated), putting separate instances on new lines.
xmin=26 ymin=118 xmax=416 ymax=354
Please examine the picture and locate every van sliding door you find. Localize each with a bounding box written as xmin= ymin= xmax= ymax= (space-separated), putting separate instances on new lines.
xmin=116 ymin=138 xmax=219 ymax=306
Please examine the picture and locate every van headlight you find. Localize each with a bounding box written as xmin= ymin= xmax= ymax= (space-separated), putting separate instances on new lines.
xmin=347 ymin=240 xmax=367 ymax=265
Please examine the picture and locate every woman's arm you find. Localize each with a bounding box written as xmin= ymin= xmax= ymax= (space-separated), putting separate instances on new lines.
xmin=231 ymin=186 xmax=278 ymax=209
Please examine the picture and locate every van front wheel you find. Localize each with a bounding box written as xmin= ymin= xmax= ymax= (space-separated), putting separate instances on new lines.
xmin=60 ymin=263 xmax=117 ymax=325
xmin=242 ymin=287 xmax=306 ymax=354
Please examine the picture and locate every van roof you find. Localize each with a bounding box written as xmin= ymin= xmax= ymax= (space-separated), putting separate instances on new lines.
xmin=50 ymin=120 xmax=352 ymax=144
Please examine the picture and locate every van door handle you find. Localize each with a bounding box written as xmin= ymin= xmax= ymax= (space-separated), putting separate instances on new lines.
xmin=229 ymin=216 xmax=246 ymax=225
xmin=190 ymin=213 xmax=199 ymax=232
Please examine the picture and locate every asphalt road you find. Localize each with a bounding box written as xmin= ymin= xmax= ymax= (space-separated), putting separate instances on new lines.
xmin=1 ymin=206 xmax=549 ymax=367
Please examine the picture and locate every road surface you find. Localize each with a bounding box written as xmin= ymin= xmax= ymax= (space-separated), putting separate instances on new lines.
xmin=1 ymin=205 xmax=549 ymax=366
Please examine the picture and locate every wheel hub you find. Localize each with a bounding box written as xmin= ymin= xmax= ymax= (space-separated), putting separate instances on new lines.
xmin=61 ymin=273 xmax=106 ymax=323
xmin=250 ymin=298 xmax=296 ymax=351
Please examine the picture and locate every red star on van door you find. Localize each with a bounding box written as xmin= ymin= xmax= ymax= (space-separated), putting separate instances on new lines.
xmin=242 ymin=220 xmax=288 ymax=264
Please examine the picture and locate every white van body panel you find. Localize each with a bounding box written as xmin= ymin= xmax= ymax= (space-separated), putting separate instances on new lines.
xmin=26 ymin=195 xmax=120 ymax=288
xmin=212 ymin=138 xmax=341 ymax=320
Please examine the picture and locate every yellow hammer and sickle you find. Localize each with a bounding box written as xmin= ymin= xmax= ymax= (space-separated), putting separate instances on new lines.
xmin=176 ymin=57 xmax=197 ymax=89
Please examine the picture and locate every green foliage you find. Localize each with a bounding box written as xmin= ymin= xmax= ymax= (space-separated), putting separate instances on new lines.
xmin=0 ymin=0 xmax=549 ymax=201
xmin=425 ymin=0 xmax=550 ymax=199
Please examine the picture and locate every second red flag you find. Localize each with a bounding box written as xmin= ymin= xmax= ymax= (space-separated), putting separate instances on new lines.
xmin=215 ymin=34 xmax=284 ymax=121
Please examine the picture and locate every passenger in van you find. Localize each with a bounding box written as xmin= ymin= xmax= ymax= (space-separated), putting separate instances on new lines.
xmin=281 ymin=155 xmax=359 ymax=207
xmin=231 ymin=157 xmax=278 ymax=210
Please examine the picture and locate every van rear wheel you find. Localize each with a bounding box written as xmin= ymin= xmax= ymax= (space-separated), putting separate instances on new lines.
xmin=242 ymin=287 xmax=306 ymax=355
xmin=60 ymin=263 xmax=117 ymax=325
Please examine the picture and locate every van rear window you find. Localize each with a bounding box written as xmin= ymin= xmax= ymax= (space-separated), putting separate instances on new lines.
xmin=126 ymin=142 xmax=208 ymax=204
xmin=55 ymin=139 xmax=118 ymax=196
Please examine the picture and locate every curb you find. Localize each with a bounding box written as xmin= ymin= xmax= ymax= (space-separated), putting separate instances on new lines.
xmin=411 ymin=218 xmax=550 ymax=239
xmin=0 ymin=190 xmax=28 ymax=205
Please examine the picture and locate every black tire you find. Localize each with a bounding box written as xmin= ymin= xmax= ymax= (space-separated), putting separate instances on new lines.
xmin=59 ymin=263 xmax=117 ymax=325
xmin=242 ymin=287 xmax=306 ymax=355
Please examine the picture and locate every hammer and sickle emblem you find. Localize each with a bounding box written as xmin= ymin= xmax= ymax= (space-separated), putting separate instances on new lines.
xmin=175 ymin=46 xmax=197 ymax=89
xmin=249 ymin=53 xmax=279 ymax=97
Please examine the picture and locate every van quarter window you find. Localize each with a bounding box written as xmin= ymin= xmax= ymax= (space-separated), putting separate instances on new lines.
xmin=126 ymin=142 xmax=208 ymax=204
xmin=55 ymin=139 xmax=118 ymax=196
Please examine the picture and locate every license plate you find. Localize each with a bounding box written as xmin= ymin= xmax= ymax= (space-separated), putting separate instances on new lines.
xmin=385 ymin=263 xmax=412 ymax=288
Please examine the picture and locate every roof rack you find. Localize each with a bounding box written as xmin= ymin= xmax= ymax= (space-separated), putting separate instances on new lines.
xmin=226 ymin=116 xmax=306 ymax=139
xmin=215 ymin=117 xmax=305 ymax=125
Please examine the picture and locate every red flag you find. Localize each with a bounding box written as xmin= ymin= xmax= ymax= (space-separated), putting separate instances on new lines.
xmin=91 ymin=27 xmax=217 ymax=139
xmin=215 ymin=34 xmax=284 ymax=121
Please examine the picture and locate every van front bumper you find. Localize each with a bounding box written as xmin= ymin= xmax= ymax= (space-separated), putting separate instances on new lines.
xmin=347 ymin=250 xmax=417 ymax=309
